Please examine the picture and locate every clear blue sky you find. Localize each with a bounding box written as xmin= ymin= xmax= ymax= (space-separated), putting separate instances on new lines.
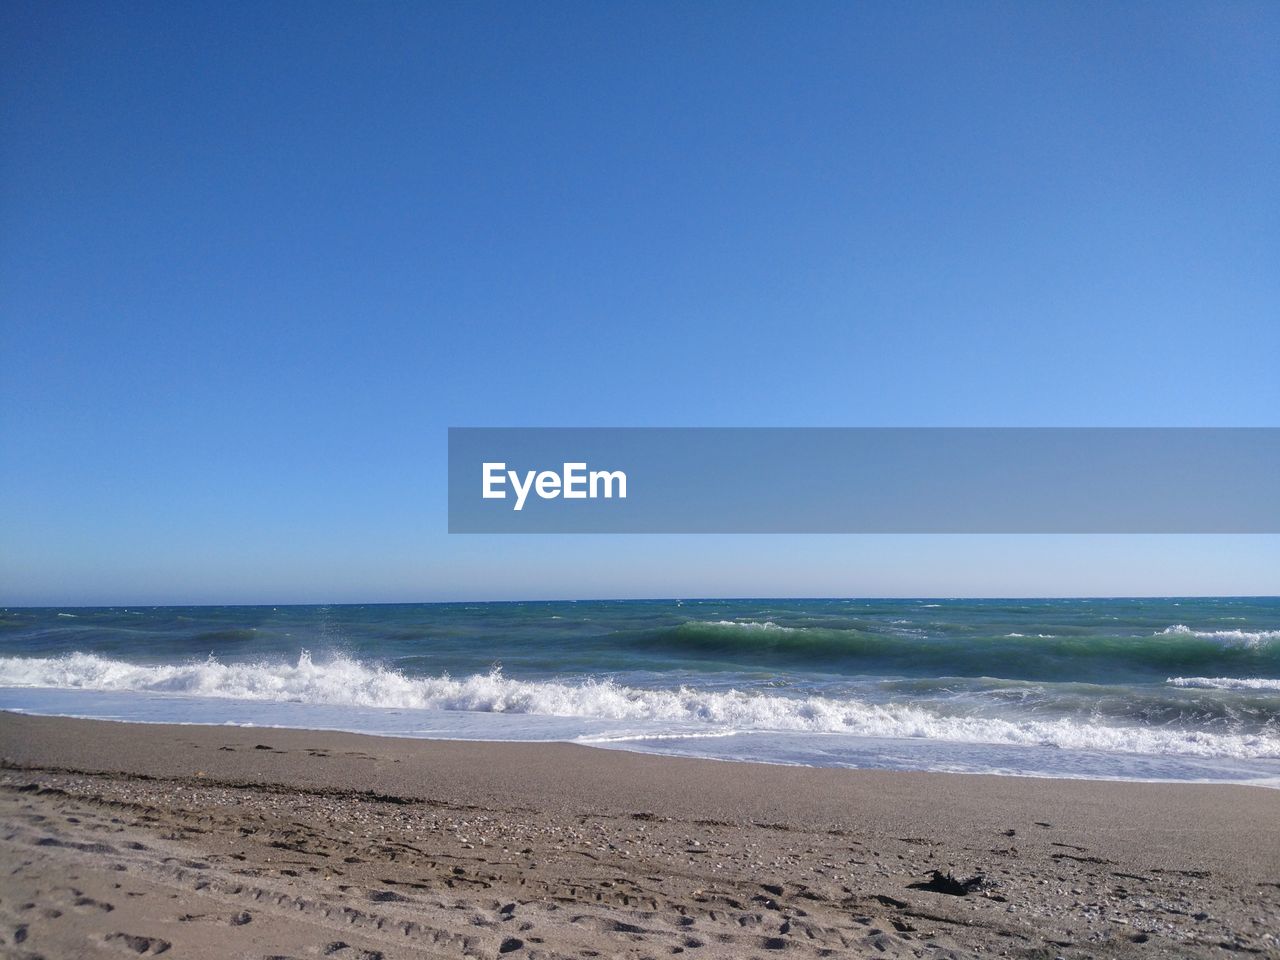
xmin=2 ymin=1 xmax=1277 ymax=604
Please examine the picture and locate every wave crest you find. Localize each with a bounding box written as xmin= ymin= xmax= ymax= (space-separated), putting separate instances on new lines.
xmin=1167 ymin=676 xmax=1280 ymax=691
xmin=1160 ymin=625 xmax=1280 ymax=647
xmin=697 ymin=620 xmax=794 ymax=632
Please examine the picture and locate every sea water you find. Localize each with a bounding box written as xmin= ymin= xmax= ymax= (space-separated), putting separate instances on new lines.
xmin=2 ymin=598 xmax=1278 ymax=786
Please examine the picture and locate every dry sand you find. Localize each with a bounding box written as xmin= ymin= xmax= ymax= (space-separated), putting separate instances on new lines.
xmin=1 ymin=712 xmax=1277 ymax=959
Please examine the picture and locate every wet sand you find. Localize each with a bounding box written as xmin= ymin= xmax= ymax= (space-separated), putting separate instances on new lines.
xmin=1 ymin=711 xmax=1277 ymax=958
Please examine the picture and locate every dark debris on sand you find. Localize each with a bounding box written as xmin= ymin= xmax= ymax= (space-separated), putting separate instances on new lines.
xmin=908 ymin=870 xmax=988 ymax=897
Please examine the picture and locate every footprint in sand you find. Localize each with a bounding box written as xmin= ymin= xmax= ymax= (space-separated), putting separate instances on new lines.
xmin=322 ymin=944 xmax=384 ymax=960
xmin=103 ymin=931 xmax=171 ymax=955
xmin=69 ymin=893 xmax=115 ymax=914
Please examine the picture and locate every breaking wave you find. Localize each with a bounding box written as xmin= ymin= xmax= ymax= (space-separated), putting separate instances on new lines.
xmin=699 ymin=620 xmax=794 ymax=632
xmin=1167 ymin=676 xmax=1280 ymax=691
xmin=1159 ymin=625 xmax=1280 ymax=646
xmin=0 ymin=651 xmax=1276 ymax=761
xmin=623 ymin=621 xmax=1280 ymax=683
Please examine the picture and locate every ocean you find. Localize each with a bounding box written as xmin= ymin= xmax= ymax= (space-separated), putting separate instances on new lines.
xmin=2 ymin=598 xmax=1278 ymax=786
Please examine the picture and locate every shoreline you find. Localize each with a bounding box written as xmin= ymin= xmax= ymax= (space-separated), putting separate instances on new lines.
xmin=2 ymin=711 xmax=1278 ymax=957
xmin=3 ymin=701 xmax=1280 ymax=792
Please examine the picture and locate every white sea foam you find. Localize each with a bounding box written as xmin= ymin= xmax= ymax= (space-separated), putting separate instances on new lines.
xmin=1167 ymin=676 xmax=1280 ymax=692
xmin=1 ymin=652 xmax=1278 ymax=761
xmin=1159 ymin=625 xmax=1280 ymax=646
xmin=699 ymin=620 xmax=793 ymax=632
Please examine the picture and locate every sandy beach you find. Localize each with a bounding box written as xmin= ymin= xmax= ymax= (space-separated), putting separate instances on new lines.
xmin=1 ymin=712 xmax=1277 ymax=959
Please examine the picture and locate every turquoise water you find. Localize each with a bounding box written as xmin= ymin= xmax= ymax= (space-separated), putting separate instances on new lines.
xmin=2 ymin=598 xmax=1278 ymax=784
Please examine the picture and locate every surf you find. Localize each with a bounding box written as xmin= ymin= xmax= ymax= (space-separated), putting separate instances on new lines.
xmin=1 ymin=651 xmax=1277 ymax=762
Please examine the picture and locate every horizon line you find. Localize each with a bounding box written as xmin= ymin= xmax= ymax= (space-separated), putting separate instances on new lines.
xmin=4 ymin=594 xmax=1278 ymax=610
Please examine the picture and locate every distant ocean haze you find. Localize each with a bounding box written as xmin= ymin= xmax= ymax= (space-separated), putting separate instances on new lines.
xmin=2 ymin=598 xmax=1278 ymax=785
